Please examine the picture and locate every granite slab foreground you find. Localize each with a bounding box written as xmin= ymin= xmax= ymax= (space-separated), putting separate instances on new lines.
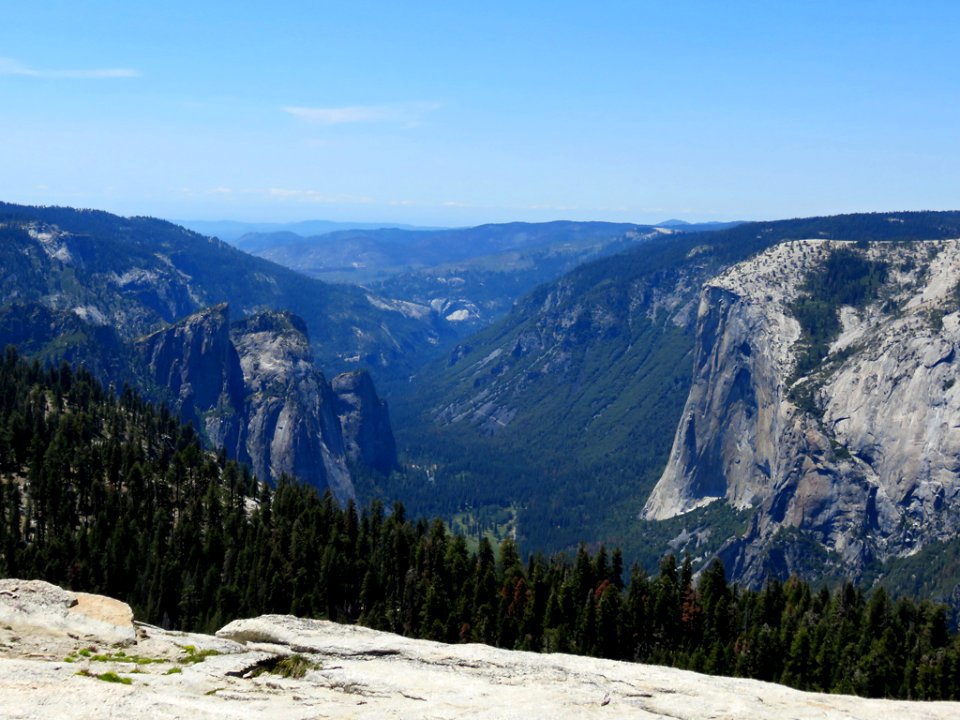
xmin=0 ymin=579 xmax=957 ymax=720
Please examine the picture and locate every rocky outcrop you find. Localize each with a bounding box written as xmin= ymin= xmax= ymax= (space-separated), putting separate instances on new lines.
xmin=0 ymin=579 xmax=135 ymax=645
xmin=331 ymin=370 xmax=397 ymax=474
xmin=133 ymin=305 xmax=397 ymax=504
xmin=644 ymin=242 xmax=819 ymax=521
xmin=644 ymin=240 xmax=960 ymax=583
xmin=231 ymin=310 xmax=354 ymax=505
xmin=2 ymin=582 xmax=958 ymax=720
xmin=134 ymin=303 xmax=246 ymax=456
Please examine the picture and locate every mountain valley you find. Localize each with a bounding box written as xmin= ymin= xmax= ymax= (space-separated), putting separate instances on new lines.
xmin=232 ymin=221 xmax=744 ymax=338
xmin=5 ymin=203 xmax=960 ymax=618
xmin=0 ymin=204 xmax=406 ymax=499
xmin=11 ymin=2 xmax=960 ymax=711
xmin=382 ymin=213 xmax=960 ymax=609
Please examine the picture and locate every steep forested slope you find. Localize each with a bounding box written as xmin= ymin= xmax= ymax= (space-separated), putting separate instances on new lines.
xmin=0 ymin=203 xmax=449 ymax=377
xmin=385 ymin=212 xmax=960 ymax=567
xmin=1 ymin=350 xmax=959 ymax=699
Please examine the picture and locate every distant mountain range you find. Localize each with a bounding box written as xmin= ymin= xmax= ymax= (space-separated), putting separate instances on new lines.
xmin=177 ymin=219 xmax=439 ymax=244
xmin=181 ymin=217 xmax=742 ymax=248
xmin=233 ymin=221 xmax=647 ymax=280
xmin=229 ymin=222 xmax=674 ymax=337
xmin=220 ymin=220 xmax=747 ymax=339
xmin=0 ymin=202 xmax=449 ymax=377
xmin=656 ymin=219 xmax=745 ymax=232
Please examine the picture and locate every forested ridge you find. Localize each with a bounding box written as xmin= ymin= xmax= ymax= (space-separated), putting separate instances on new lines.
xmin=0 ymin=202 xmax=449 ymax=379
xmin=0 ymin=350 xmax=958 ymax=699
xmin=386 ymin=211 xmax=960 ymax=568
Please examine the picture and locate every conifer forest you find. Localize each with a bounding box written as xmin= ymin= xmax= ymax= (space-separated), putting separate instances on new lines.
xmin=0 ymin=349 xmax=958 ymax=700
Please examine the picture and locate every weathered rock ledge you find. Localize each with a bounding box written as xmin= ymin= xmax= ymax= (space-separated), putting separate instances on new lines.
xmin=1 ymin=580 xmax=957 ymax=719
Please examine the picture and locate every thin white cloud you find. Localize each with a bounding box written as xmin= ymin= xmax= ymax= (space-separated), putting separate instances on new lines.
xmin=282 ymin=101 xmax=440 ymax=126
xmin=0 ymin=58 xmax=37 ymax=76
xmin=0 ymin=57 xmax=139 ymax=79
xmin=56 ymin=68 xmax=139 ymax=79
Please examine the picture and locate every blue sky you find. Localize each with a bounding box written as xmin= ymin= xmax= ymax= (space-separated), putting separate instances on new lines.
xmin=2 ymin=2 xmax=959 ymax=225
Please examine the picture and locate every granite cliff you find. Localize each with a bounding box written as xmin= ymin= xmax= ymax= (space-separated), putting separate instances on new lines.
xmin=135 ymin=303 xmax=247 ymax=457
xmin=331 ymin=369 xmax=397 ymax=475
xmin=644 ymin=239 xmax=960 ymax=584
xmin=230 ymin=310 xmax=354 ymax=504
xmin=135 ymin=305 xmax=397 ymax=503
xmin=0 ymin=203 xmax=409 ymax=503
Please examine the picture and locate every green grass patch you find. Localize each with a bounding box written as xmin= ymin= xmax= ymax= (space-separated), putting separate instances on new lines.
xmin=178 ymin=645 xmax=222 ymax=664
xmin=76 ymin=669 xmax=132 ymax=685
xmin=271 ymin=654 xmax=317 ymax=679
xmin=67 ymin=648 xmax=165 ymax=665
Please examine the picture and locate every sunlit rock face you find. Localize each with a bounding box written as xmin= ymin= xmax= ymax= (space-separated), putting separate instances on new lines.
xmin=230 ymin=309 xmax=355 ymax=504
xmin=136 ymin=305 xmax=396 ymax=504
xmin=645 ymin=240 xmax=960 ymax=583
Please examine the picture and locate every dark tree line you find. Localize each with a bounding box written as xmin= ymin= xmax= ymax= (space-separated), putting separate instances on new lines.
xmin=790 ymin=245 xmax=889 ymax=379
xmin=0 ymin=348 xmax=958 ymax=699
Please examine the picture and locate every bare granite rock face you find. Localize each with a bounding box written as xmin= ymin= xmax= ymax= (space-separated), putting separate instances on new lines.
xmin=331 ymin=369 xmax=397 ymax=474
xmin=134 ymin=305 xmax=396 ymax=504
xmin=231 ymin=310 xmax=355 ymax=504
xmin=644 ymin=240 xmax=960 ymax=583
xmin=135 ymin=303 xmax=247 ymax=457
xmin=1 ymin=582 xmax=958 ymax=719
xmin=644 ymin=241 xmax=821 ymax=522
xmin=0 ymin=579 xmax=135 ymax=645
